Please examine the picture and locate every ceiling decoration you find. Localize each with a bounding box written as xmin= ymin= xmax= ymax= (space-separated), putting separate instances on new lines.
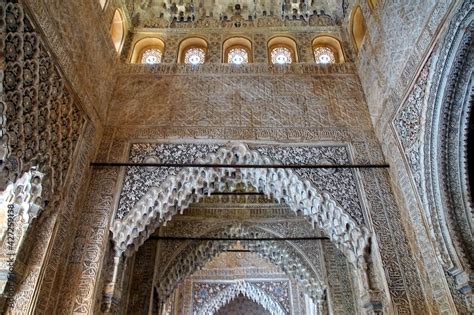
xmin=125 ymin=0 xmax=353 ymax=28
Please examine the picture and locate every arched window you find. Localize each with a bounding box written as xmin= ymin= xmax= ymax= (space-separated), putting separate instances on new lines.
xmin=223 ymin=37 xmax=253 ymax=64
xmin=130 ymin=37 xmax=165 ymax=64
xmin=184 ymin=48 xmax=206 ymax=65
xmin=267 ymin=36 xmax=298 ymax=65
xmin=178 ymin=37 xmax=208 ymax=64
xmin=350 ymin=6 xmax=367 ymax=52
xmin=110 ymin=9 xmax=125 ymax=53
xmin=227 ymin=48 xmax=249 ymax=64
xmin=313 ymin=47 xmax=336 ymax=64
xmin=312 ymin=36 xmax=345 ymax=64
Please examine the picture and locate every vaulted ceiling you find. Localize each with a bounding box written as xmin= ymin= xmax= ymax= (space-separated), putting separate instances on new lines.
xmin=125 ymin=0 xmax=354 ymax=27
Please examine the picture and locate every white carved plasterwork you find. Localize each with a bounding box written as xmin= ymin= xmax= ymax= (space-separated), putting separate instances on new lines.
xmin=393 ymin=60 xmax=431 ymax=196
xmin=421 ymin=3 xmax=473 ymax=310
xmin=0 ymin=170 xmax=44 ymax=237
xmin=194 ymin=280 xmax=286 ymax=315
xmin=117 ymin=143 xmax=363 ymax=224
xmin=393 ymin=4 xmax=473 ymax=311
xmin=112 ymin=143 xmax=371 ymax=269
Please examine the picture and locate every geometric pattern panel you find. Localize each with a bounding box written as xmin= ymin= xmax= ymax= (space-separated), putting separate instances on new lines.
xmin=108 ymin=74 xmax=372 ymax=131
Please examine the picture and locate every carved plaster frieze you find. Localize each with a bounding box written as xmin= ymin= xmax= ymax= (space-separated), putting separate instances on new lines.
xmin=393 ymin=1 xmax=473 ymax=298
xmin=117 ymin=62 xmax=357 ymax=76
xmin=116 ymin=143 xmax=363 ymax=223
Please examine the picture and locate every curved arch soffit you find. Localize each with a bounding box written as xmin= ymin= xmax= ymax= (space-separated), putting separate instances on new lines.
xmin=424 ymin=3 xmax=474 ymax=273
xmin=156 ymin=224 xmax=326 ymax=302
xmin=197 ymin=280 xmax=286 ymax=315
xmin=111 ymin=143 xmax=370 ymax=267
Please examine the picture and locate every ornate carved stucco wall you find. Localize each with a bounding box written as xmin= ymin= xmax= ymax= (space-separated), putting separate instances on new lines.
xmin=122 ymin=205 xmax=357 ymax=315
xmin=1 ymin=0 xmax=471 ymax=314
xmin=0 ymin=1 xmax=107 ymax=314
xmin=357 ymin=0 xmax=472 ymax=313
xmin=20 ymin=0 xmax=118 ymax=123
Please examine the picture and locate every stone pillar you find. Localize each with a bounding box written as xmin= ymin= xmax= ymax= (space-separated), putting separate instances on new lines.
xmin=56 ymin=167 xmax=120 ymax=314
xmin=101 ymin=254 xmax=126 ymax=313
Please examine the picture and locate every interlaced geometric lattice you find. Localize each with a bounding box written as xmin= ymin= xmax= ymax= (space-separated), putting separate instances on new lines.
xmin=314 ymin=47 xmax=336 ymax=64
xmin=141 ymin=48 xmax=162 ymax=64
xmin=227 ymin=47 xmax=249 ymax=64
xmin=271 ymin=47 xmax=292 ymax=64
xmin=184 ymin=48 xmax=206 ymax=65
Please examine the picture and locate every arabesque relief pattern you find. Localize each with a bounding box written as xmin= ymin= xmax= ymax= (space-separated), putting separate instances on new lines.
xmin=1 ymin=0 xmax=468 ymax=314
xmin=117 ymin=143 xmax=363 ymax=223
xmin=112 ymin=144 xmax=371 ymax=270
xmin=0 ymin=4 xmax=100 ymax=314
xmin=1 ymin=3 xmax=84 ymax=192
xmin=109 ymin=70 xmax=370 ymax=130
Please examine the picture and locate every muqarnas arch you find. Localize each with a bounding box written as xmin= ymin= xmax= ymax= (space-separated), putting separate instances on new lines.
xmin=197 ymin=280 xmax=286 ymax=315
xmin=105 ymin=143 xmax=379 ymax=314
xmin=111 ymin=144 xmax=371 ymax=269
xmin=156 ymin=224 xmax=325 ymax=304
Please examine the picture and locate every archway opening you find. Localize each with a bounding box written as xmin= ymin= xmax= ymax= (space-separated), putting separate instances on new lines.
xmin=223 ymin=37 xmax=253 ymax=64
xmin=107 ymin=144 xmax=370 ymax=314
xmin=130 ymin=37 xmax=165 ymax=64
xmin=112 ymin=144 xmax=370 ymax=269
xmin=312 ymin=35 xmax=345 ymax=64
xmin=121 ymin=201 xmax=357 ymax=315
xmin=215 ymin=294 xmax=271 ymax=315
xmin=177 ymin=37 xmax=208 ymax=64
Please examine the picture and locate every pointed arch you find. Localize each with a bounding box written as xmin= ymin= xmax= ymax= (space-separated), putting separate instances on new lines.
xmin=111 ymin=144 xmax=370 ymax=267
xmin=197 ymin=281 xmax=286 ymax=315
xmin=110 ymin=9 xmax=125 ymax=52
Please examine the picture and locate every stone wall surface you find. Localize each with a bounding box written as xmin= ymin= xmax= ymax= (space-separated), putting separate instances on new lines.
xmin=1 ymin=2 xmax=103 ymax=314
xmin=0 ymin=0 xmax=470 ymax=314
xmin=22 ymin=0 xmax=117 ymax=123
xmin=357 ymin=0 xmax=472 ymax=314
